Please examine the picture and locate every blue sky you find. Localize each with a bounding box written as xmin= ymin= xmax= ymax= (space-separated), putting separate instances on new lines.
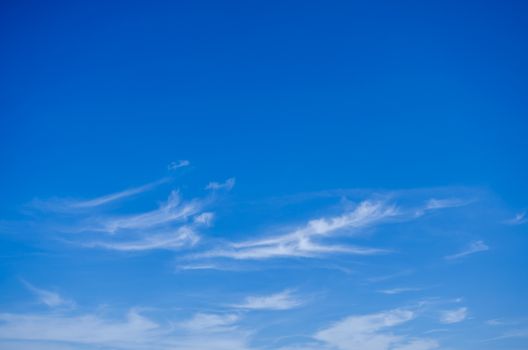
xmin=1 ymin=1 xmax=528 ymax=349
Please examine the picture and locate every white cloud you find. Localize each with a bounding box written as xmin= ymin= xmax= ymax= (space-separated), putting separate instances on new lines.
xmin=88 ymin=191 xmax=204 ymax=234
xmin=205 ymin=178 xmax=236 ymax=191
xmin=439 ymin=307 xmax=468 ymax=324
xmin=194 ymin=212 xmax=215 ymax=226
xmin=491 ymin=328 xmax=528 ymax=340
xmin=22 ymin=281 xmax=75 ymax=309
xmin=168 ymin=160 xmax=190 ymax=170
xmin=378 ymin=287 xmax=423 ymax=295
xmin=392 ymin=339 xmax=439 ymax=350
xmin=179 ymin=313 xmax=240 ymax=332
xmin=424 ymin=198 xmax=468 ymax=210
xmin=314 ymin=308 xmax=438 ymax=350
xmin=84 ymin=226 xmax=200 ymax=252
xmin=30 ymin=178 xmax=169 ymax=212
xmin=0 ymin=309 xmax=253 ymax=350
xmin=232 ymin=290 xmax=303 ymax=310
xmin=199 ymin=201 xmax=396 ymax=260
xmin=504 ymin=211 xmax=527 ymax=225
xmin=445 ymin=241 xmax=489 ymax=260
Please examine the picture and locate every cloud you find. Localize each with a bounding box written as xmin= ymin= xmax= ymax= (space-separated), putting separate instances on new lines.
xmin=504 ymin=211 xmax=527 ymax=225
xmin=193 ymin=212 xmax=215 ymax=226
xmin=489 ymin=328 xmax=528 ymax=340
xmin=168 ymin=160 xmax=190 ymax=170
xmin=445 ymin=241 xmax=489 ymax=260
xmin=83 ymin=226 xmax=200 ymax=252
xmin=378 ymin=287 xmax=423 ymax=295
xmin=87 ymin=191 xmax=204 ymax=234
xmin=232 ymin=290 xmax=303 ymax=310
xmin=424 ymin=198 xmax=469 ymax=210
xmin=31 ymin=178 xmax=169 ymax=212
xmin=314 ymin=308 xmax=438 ymax=350
xmin=205 ymin=178 xmax=236 ymax=191
xmin=439 ymin=307 xmax=468 ymax=324
xmin=179 ymin=313 xmax=240 ymax=332
xmin=198 ymin=201 xmax=396 ymax=260
xmin=21 ymin=281 xmax=75 ymax=309
xmin=0 ymin=309 xmax=254 ymax=350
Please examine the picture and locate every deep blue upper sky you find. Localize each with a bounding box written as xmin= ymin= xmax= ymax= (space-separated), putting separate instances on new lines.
xmin=0 ymin=1 xmax=527 ymax=350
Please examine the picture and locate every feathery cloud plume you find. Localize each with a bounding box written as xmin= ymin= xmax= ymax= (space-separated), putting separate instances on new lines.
xmin=83 ymin=226 xmax=200 ymax=252
xmin=504 ymin=211 xmax=527 ymax=225
xmin=314 ymin=308 xmax=438 ymax=350
xmin=168 ymin=160 xmax=190 ymax=170
xmin=31 ymin=178 xmax=169 ymax=212
xmin=205 ymin=178 xmax=236 ymax=191
xmin=445 ymin=241 xmax=489 ymax=260
xmin=21 ymin=281 xmax=75 ymax=309
xmin=0 ymin=309 xmax=253 ymax=350
xmin=199 ymin=201 xmax=396 ymax=260
xmin=439 ymin=307 xmax=468 ymax=324
xmin=88 ymin=191 xmax=204 ymax=234
xmin=232 ymin=290 xmax=303 ymax=310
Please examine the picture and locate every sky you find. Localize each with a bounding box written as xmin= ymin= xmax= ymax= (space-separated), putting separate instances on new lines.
xmin=0 ymin=0 xmax=527 ymax=349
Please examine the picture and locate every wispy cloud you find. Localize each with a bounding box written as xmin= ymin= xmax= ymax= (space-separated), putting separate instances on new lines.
xmin=83 ymin=226 xmax=200 ymax=252
xmin=313 ymin=308 xmax=438 ymax=350
xmin=205 ymin=178 xmax=236 ymax=191
xmin=87 ymin=191 xmax=204 ymax=234
xmin=31 ymin=178 xmax=170 ymax=212
xmin=439 ymin=307 xmax=468 ymax=324
xmin=424 ymin=198 xmax=469 ymax=210
xmin=378 ymin=287 xmax=424 ymax=295
xmin=232 ymin=290 xmax=303 ymax=310
xmin=168 ymin=160 xmax=190 ymax=170
xmin=504 ymin=211 xmax=527 ymax=225
xmin=445 ymin=240 xmax=489 ymax=260
xmin=199 ymin=201 xmax=397 ymax=260
xmin=0 ymin=309 xmax=253 ymax=350
xmin=21 ymin=280 xmax=75 ymax=309
xmin=179 ymin=313 xmax=240 ymax=332
xmin=487 ymin=328 xmax=528 ymax=341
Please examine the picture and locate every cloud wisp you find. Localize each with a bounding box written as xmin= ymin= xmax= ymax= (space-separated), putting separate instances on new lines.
xmin=86 ymin=191 xmax=205 ymax=235
xmin=198 ymin=201 xmax=397 ymax=260
xmin=311 ymin=308 xmax=438 ymax=350
xmin=445 ymin=240 xmax=489 ymax=260
xmin=83 ymin=226 xmax=201 ymax=252
xmin=504 ymin=211 xmax=527 ymax=225
xmin=378 ymin=287 xmax=424 ymax=295
xmin=28 ymin=176 xmax=223 ymax=252
xmin=205 ymin=178 xmax=236 ymax=191
xmin=168 ymin=160 xmax=190 ymax=170
xmin=0 ymin=309 xmax=254 ymax=350
xmin=21 ymin=280 xmax=75 ymax=309
xmin=30 ymin=178 xmax=170 ymax=212
xmin=439 ymin=307 xmax=468 ymax=324
xmin=232 ymin=290 xmax=303 ymax=310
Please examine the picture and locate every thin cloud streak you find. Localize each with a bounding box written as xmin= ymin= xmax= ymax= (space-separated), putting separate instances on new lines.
xmin=504 ymin=211 xmax=527 ymax=225
xmin=31 ymin=178 xmax=170 ymax=212
xmin=168 ymin=160 xmax=190 ymax=170
xmin=21 ymin=280 xmax=75 ymax=308
xmin=205 ymin=178 xmax=236 ymax=191
xmin=378 ymin=287 xmax=424 ymax=295
xmin=232 ymin=290 xmax=303 ymax=310
xmin=83 ymin=226 xmax=200 ymax=252
xmin=439 ymin=307 xmax=468 ymax=324
xmin=445 ymin=241 xmax=489 ymax=260
xmin=0 ymin=309 xmax=254 ymax=350
xmin=88 ymin=191 xmax=205 ymax=234
xmin=313 ymin=308 xmax=439 ymax=350
xmin=198 ymin=201 xmax=397 ymax=260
